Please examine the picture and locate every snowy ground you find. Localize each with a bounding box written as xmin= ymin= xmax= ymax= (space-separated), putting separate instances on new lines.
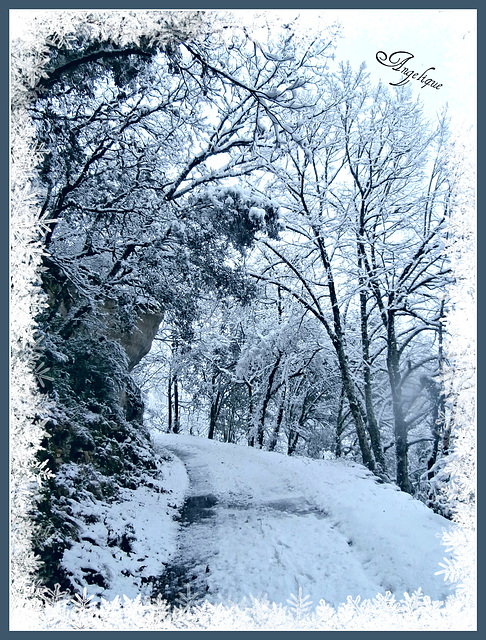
xmin=63 ymin=433 xmax=456 ymax=607
xmin=152 ymin=433 xmax=456 ymax=609
xmin=60 ymin=451 xmax=188 ymax=601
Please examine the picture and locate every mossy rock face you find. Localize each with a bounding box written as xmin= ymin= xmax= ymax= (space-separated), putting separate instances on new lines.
xmin=34 ymin=256 xmax=168 ymax=592
xmin=33 ymin=482 xmax=80 ymax=591
xmin=40 ymin=394 xmax=155 ymax=481
xmin=33 ymin=372 xmax=158 ymax=591
xmin=33 ymin=420 xmax=156 ymax=593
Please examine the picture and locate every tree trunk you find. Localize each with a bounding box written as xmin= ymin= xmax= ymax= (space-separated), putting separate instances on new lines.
xmin=257 ymin=352 xmax=282 ymax=448
xmin=208 ymin=371 xmax=222 ymax=440
xmin=362 ymin=244 xmax=411 ymax=491
xmin=386 ymin=310 xmax=411 ymax=493
xmin=335 ymin=385 xmax=345 ymax=457
xmin=357 ymin=201 xmax=386 ymax=473
xmin=335 ymin=339 xmax=375 ymax=471
xmin=288 ymin=396 xmax=307 ymax=456
xmin=358 ymin=247 xmax=387 ymax=473
xmin=208 ymin=403 xmax=216 ymax=440
xmin=208 ymin=393 xmax=219 ymax=440
xmin=268 ymin=388 xmax=286 ymax=452
xmin=173 ymin=374 xmax=180 ymax=434
xmin=426 ymin=303 xmax=447 ymax=478
xmin=245 ymin=381 xmax=255 ymax=447
xmin=225 ymin=405 xmax=236 ymax=443
xmin=287 ymin=429 xmax=299 ymax=456
xmin=167 ymin=374 xmax=173 ymax=433
xmin=423 ymin=376 xmax=441 ymax=479
xmin=312 ymin=228 xmax=375 ymax=472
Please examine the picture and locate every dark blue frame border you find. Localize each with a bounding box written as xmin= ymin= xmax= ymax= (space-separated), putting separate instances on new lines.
xmin=4 ymin=3 xmax=480 ymax=639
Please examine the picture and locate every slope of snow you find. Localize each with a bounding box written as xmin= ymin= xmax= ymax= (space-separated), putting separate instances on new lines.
xmin=61 ymin=451 xmax=188 ymax=601
xmin=154 ymin=433 xmax=456 ymax=608
xmin=62 ymin=432 xmax=457 ymax=608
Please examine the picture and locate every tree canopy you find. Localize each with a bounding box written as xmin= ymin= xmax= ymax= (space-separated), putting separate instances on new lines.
xmin=15 ymin=11 xmax=467 ymax=594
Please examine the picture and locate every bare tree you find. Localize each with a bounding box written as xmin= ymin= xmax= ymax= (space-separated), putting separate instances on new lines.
xmin=250 ymin=65 xmax=454 ymax=488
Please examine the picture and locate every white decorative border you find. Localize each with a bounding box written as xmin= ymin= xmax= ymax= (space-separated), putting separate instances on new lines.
xmin=9 ymin=9 xmax=476 ymax=630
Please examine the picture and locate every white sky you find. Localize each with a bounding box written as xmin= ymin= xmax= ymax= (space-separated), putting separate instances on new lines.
xmin=277 ymin=9 xmax=476 ymax=130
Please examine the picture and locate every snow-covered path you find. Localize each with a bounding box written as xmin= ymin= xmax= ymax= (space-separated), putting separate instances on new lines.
xmin=154 ymin=433 xmax=455 ymax=608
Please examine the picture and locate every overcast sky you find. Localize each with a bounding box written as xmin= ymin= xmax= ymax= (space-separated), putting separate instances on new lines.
xmin=296 ymin=9 xmax=476 ymax=130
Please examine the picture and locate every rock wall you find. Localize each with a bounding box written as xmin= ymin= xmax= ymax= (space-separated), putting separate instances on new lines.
xmin=35 ymin=259 xmax=166 ymax=591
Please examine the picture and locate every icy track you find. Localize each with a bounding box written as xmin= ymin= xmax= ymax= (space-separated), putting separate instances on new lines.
xmin=154 ymin=433 xmax=456 ymax=608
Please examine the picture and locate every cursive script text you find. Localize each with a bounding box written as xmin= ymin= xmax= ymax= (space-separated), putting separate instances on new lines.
xmin=376 ymin=51 xmax=442 ymax=90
